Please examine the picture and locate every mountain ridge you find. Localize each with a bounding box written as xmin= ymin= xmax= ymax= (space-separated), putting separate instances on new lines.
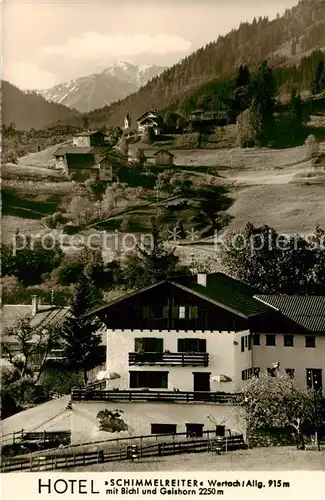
xmin=38 ymin=62 xmax=167 ymax=113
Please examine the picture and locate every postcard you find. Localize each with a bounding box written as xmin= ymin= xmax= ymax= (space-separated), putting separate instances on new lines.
xmin=1 ymin=0 xmax=325 ymax=498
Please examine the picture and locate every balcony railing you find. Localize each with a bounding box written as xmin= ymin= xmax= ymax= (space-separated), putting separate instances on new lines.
xmin=128 ymin=352 xmax=209 ymax=367
xmin=71 ymin=389 xmax=235 ymax=404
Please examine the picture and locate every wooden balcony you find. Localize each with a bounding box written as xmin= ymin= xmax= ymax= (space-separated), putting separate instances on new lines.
xmin=71 ymin=389 xmax=235 ymax=404
xmin=128 ymin=352 xmax=209 ymax=367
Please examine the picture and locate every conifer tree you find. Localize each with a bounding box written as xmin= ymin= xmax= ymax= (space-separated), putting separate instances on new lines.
xmin=61 ymin=274 xmax=104 ymax=384
xmin=122 ymin=219 xmax=189 ymax=289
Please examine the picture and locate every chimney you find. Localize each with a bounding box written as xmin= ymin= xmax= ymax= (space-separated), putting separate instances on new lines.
xmin=31 ymin=295 xmax=38 ymax=316
xmin=197 ymin=273 xmax=207 ymax=287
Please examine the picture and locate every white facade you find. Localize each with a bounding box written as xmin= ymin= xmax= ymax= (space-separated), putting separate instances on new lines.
xmin=73 ymin=136 xmax=91 ymax=148
xmin=253 ymin=333 xmax=325 ymax=389
xmin=106 ymin=328 xmax=253 ymax=393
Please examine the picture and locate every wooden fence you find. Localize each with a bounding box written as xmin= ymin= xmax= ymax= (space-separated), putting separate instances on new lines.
xmin=1 ymin=434 xmax=245 ymax=472
xmin=1 ymin=430 xmax=71 ymax=446
xmin=71 ymin=389 xmax=236 ymax=404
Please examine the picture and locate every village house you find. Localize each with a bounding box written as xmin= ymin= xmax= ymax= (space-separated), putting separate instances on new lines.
xmin=53 ymin=130 xmax=128 ymax=181
xmin=1 ymin=295 xmax=106 ymax=374
xmin=136 ymin=110 xmax=163 ymax=136
xmin=54 ymin=146 xmax=115 ymax=181
xmin=72 ymin=130 xmax=106 ymax=148
xmin=153 ymin=148 xmax=175 ymax=166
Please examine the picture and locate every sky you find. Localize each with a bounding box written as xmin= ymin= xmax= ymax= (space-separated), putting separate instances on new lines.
xmin=2 ymin=0 xmax=300 ymax=90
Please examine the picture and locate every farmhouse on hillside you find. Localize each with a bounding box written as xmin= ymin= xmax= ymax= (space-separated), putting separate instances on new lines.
xmin=72 ymin=130 xmax=106 ymax=148
xmin=154 ymin=148 xmax=175 ymax=166
xmin=136 ymin=110 xmax=163 ymax=136
xmin=53 ymin=130 xmax=126 ymax=181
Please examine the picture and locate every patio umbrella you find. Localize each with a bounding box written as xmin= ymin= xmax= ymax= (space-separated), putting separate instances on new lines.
xmin=96 ymin=370 xmax=121 ymax=381
xmin=211 ymin=374 xmax=232 ymax=383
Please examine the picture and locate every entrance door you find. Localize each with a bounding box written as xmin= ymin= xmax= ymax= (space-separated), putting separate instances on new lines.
xmin=193 ymin=373 xmax=211 ymax=401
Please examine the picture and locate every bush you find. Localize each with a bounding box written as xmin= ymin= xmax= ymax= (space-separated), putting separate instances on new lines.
xmin=97 ymin=409 xmax=129 ymax=433
xmin=305 ymin=134 xmax=320 ymax=159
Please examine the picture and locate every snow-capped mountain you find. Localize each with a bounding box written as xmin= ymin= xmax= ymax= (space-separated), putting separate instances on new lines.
xmin=38 ymin=62 xmax=167 ymax=113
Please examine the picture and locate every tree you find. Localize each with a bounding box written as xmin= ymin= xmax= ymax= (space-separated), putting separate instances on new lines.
xmin=236 ymin=373 xmax=318 ymax=447
xmin=235 ymin=65 xmax=251 ymax=89
xmin=305 ymin=134 xmax=320 ymax=159
xmin=135 ymin=148 xmax=146 ymax=168
xmin=121 ymin=220 xmax=189 ymax=289
xmin=312 ymin=60 xmax=325 ymax=95
xmin=82 ymin=115 xmax=90 ymax=130
xmin=118 ymin=134 xmax=129 ymax=156
xmin=290 ymin=88 xmax=303 ymax=139
xmin=68 ymin=195 xmax=96 ymax=225
xmin=250 ymin=60 xmax=276 ymax=144
xmin=142 ymin=126 xmax=155 ymax=144
xmin=236 ymin=108 xmax=256 ymax=147
xmin=220 ymin=222 xmax=325 ymax=294
xmin=2 ymin=234 xmax=62 ymax=286
xmin=3 ymin=315 xmax=60 ymax=382
xmin=61 ymin=275 xmax=105 ymax=384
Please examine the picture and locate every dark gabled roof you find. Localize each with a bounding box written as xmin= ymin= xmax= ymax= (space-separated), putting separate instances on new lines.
xmin=54 ymin=147 xmax=93 ymax=155
xmin=1 ymin=305 xmax=69 ymax=343
xmin=254 ymin=295 xmax=325 ymax=332
xmin=136 ymin=110 xmax=158 ymax=122
xmin=54 ymin=146 xmax=110 ymax=157
xmin=173 ymin=273 xmax=271 ymax=318
xmin=153 ymin=149 xmax=175 ymax=157
xmin=86 ymin=273 xmax=271 ymax=319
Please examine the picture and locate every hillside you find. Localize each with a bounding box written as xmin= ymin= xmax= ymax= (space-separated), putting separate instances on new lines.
xmin=38 ymin=62 xmax=167 ymax=113
xmin=1 ymin=81 xmax=80 ymax=130
xmin=84 ymin=0 xmax=325 ymax=128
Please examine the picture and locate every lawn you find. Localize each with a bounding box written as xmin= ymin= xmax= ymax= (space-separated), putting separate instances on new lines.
xmin=65 ymin=447 xmax=325 ymax=472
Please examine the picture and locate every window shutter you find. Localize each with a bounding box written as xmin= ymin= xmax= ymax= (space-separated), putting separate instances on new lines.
xmin=134 ymin=338 xmax=143 ymax=352
xmin=163 ymin=307 xmax=169 ymax=319
xmin=191 ymin=306 xmax=198 ymax=319
xmin=172 ymin=306 xmax=178 ymax=319
xmin=198 ymin=339 xmax=206 ymax=353
xmin=156 ymin=339 xmax=163 ymax=352
xmin=143 ymin=306 xmax=150 ymax=318
xmin=178 ymin=339 xmax=185 ymax=352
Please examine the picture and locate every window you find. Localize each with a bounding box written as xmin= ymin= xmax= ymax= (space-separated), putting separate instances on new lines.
xmin=253 ymin=367 xmax=260 ymax=378
xmin=186 ymin=423 xmax=204 ymax=438
xmin=176 ymin=306 xmax=199 ymax=320
xmin=142 ymin=306 xmax=164 ymax=319
xmin=305 ymin=336 xmax=316 ymax=348
xmin=241 ymin=337 xmax=245 ymax=352
xmin=134 ymin=338 xmax=163 ymax=353
xmin=283 ymin=335 xmax=294 ymax=347
xmin=248 ymin=335 xmax=252 ymax=351
xmin=151 ymin=423 xmax=177 ymax=435
xmin=178 ymin=339 xmax=206 ymax=353
xmin=267 ymin=367 xmax=276 ymax=377
xmin=129 ymin=371 xmax=168 ymax=389
xmin=242 ymin=368 xmax=253 ymax=381
xmin=266 ymin=334 xmax=276 ymax=346
xmin=285 ymin=368 xmax=295 ymax=379
xmin=253 ymin=334 xmax=260 ymax=346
